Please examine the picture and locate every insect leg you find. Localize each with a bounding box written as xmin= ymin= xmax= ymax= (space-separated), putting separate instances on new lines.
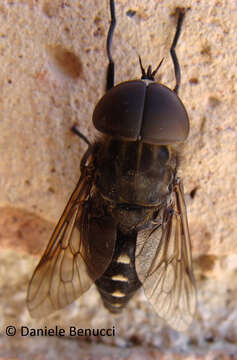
xmin=170 ymin=9 xmax=185 ymax=94
xmin=71 ymin=125 xmax=91 ymax=146
xmin=106 ymin=0 xmax=116 ymax=91
xmin=80 ymin=145 xmax=94 ymax=173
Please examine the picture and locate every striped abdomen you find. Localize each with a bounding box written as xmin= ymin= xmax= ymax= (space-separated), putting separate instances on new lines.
xmin=95 ymin=230 xmax=141 ymax=313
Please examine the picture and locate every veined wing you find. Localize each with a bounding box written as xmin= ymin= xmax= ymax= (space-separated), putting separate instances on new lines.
xmin=27 ymin=171 xmax=94 ymax=318
xmin=135 ymin=178 xmax=196 ymax=331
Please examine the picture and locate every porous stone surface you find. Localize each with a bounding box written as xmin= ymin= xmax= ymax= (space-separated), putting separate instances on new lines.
xmin=0 ymin=0 xmax=236 ymax=358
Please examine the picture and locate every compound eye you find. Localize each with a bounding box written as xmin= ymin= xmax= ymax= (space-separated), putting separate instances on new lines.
xmin=92 ymin=80 xmax=146 ymax=140
xmin=140 ymin=83 xmax=189 ymax=144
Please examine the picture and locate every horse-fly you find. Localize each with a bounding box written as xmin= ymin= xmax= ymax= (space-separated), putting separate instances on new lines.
xmin=27 ymin=1 xmax=196 ymax=331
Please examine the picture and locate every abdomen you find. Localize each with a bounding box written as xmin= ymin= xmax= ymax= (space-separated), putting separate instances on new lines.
xmin=95 ymin=229 xmax=141 ymax=313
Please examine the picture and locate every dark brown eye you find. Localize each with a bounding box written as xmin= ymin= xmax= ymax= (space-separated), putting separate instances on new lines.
xmin=93 ymin=81 xmax=189 ymax=145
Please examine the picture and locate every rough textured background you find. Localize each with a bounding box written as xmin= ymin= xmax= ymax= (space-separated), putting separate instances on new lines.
xmin=0 ymin=0 xmax=236 ymax=358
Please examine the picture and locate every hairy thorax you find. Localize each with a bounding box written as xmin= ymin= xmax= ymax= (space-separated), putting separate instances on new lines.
xmin=93 ymin=137 xmax=177 ymax=232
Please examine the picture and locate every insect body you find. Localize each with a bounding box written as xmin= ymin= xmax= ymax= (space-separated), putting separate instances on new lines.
xmin=27 ymin=0 xmax=196 ymax=331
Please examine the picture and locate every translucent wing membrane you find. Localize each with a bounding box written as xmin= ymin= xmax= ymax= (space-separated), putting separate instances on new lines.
xmin=136 ymin=178 xmax=196 ymax=331
xmin=27 ymin=174 xmax=93 ymax=318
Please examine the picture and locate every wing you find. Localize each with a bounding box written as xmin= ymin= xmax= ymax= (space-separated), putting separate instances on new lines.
xmin=27 ymin=160 xmax=116 ymax=318
xmin=135 ymin=178 xmax=196 ymax=331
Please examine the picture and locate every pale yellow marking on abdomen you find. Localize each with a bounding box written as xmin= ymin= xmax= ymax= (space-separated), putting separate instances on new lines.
xmin=112 ymin=303 xmax=122 ymax=308
xmin=116 ymin=254 xmax=130 ymax=264
xmin=111 ymin=274 xmax=128 ymax=282
xmin=111 ymin=290 xmax=125 ymax=298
